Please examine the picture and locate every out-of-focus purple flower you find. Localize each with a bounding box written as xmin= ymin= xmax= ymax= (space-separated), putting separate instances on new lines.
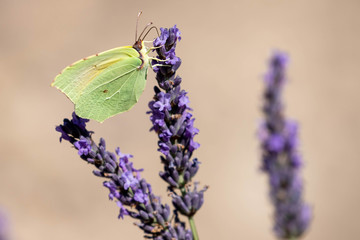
xmin=0 ymin=209 xmax=9 ymax=240
xmin=266 ymin=134 xmax=285 ymax=152
xmin=56 ymin=113 xmax=192 ymax=239
xmin=259 ymin=51 xmax=312 ymax=239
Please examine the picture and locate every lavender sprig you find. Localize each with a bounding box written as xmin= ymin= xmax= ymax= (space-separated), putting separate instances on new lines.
xmin=56 ymin=113 xmax=193 ymax=240
xmin=259 ymin=52 xmax=312 ymax=239
xmin=148 ymin=26 xmax=206 ymax=240
xmin=0 ymin=210 xmax=8 ymax=240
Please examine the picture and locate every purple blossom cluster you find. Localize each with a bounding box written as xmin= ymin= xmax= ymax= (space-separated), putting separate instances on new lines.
xmin=56 ymin=113 xmax=193 ymax=240
xmin=149 ymin=26 xmax=206 ymax=220
xmin=259 ymin=52 xmax=311 ymax=238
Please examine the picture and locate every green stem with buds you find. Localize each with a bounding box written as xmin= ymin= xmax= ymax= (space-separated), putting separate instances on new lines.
xmin=179 ymin=184 xmax=199 ymax=240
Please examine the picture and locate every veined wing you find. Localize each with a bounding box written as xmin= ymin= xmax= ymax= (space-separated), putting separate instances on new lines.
xmin=52 ymin=46 xmax=139 ymax=103
xmin=75 ymin=56 xmax=148 ymax=122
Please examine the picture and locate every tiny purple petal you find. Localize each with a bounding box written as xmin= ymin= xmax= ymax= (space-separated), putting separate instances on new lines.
xmin=267 ymin=134 xmax=285 ymax=152
xmin=74 ymin=137 xmax=92 ymax=156
xmin=121 ymin=171 xmax=139 ymax=190
xmin=178 ymin=95 xmax=189 ymax=108
xmin=116 ymin=201 xmax=129 ymax=219
xmin=134 ymin=189 xmax=148 ymax=204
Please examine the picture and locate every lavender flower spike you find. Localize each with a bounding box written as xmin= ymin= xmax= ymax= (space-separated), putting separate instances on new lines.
xmin=0 ymin=209 xmax=9 ymax=240
xmin=148 ymin=26 xmax=206 ymax=240
xmin=56 ymin=113 xmax=192 ymax=240
xmin=259 ymin=51 xmax=312 ymax=239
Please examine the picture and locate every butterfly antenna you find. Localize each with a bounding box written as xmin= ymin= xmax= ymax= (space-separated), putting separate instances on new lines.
xmin=135 ymin=11 xmax=143 ymax=42
xmin=138 ymin=22 xmax=153 ymax=41
xmin=141 ymin=26 xmax=160 ymax=41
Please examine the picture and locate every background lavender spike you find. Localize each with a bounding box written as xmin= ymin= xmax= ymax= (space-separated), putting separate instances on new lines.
xmin=0 ymin=209 xmax=9 ymax=240
xmin=148 ymin=26 xmax=205 ymax=239
xmin=259 ymin=51 xmax=312 ymax=239
xmin=56 ymin=113 xmax=192 ymax=240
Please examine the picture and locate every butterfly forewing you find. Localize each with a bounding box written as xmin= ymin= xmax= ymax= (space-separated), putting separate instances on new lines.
xmin=52 ymin=46 xmax=139 ymax=103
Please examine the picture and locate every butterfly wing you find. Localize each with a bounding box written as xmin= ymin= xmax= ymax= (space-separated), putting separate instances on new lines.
xmin=52 ymin=46 xmax=139 ymax=103
xmin=74 ymin=56 xmax=148 ymax=122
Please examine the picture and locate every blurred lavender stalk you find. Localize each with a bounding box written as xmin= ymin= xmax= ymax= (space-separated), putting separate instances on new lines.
xmin=56 ymin=113 xmax=193 ymax=239
xmin=0 ymin=209 xmax=9 ymax=240
xmin=259 ymin=52 xmax=312 ymax=239
xmin=148 ymin=26 xmax=206 ymax=240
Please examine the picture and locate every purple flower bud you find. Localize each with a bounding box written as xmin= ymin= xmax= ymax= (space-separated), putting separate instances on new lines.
xmin=183 ymin=171 xmax=191 ymax=182
xmin=159 ymin=172 xmax=179 ymax=188
xmin=172 ymin=196 xmax=191 ymax=215
xmin=145 ymin=203 xmax=153 ymax=214
xmin=170 ymin=167 xmax=179 ymax=182
xmin=92 ymin=170 xmax=102 ymax=177
xmin=105 ymin=162 xmax=115 ymax=173
xmin=162 ymin=204 xmax=171 ymax=220
xmin=139 ymin=210 xmax=149 ymax=221
xmin=155 ymin=213 xmax=166 ymax=227
xmin=184 ymin=194 xmax=191 ymax=209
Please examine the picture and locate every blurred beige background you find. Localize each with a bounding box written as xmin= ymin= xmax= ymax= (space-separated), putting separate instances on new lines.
xmin=0 ymin=0 xmax=359 ymax=239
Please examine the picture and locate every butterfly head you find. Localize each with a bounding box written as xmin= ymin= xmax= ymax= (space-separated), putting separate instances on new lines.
xmin=133 ymin=40 xmax=143 ymax=52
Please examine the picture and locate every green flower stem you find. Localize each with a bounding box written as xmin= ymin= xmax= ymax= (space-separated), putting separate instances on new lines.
xmin=189 ymin=216 xmax=199 ymax=240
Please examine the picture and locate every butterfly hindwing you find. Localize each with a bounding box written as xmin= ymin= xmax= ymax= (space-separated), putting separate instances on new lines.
xmin=74 ymin=56 xmax=148 ymax=122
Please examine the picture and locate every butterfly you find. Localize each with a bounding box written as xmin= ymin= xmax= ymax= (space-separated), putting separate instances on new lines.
xmin=52 ymin=12 xmax=161 ymax=122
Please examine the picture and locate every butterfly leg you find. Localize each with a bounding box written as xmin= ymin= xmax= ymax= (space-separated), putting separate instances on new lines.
xmin=146 ymin=45 xmax=164 ymax=54
xmin=149 ymin=57 xmax=169 ymax=62
xmin=151 ymin=63 xmax=171 ymax=69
